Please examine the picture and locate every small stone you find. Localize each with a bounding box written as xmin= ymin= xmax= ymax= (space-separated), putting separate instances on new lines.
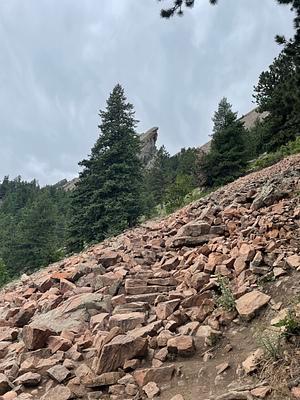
xmin=291 ymin=386 xmax=300 ymax=399
xmin=167 ymin=336 xmax=195 ymax=357
xmin=250 ymin=386 xmax=271 ymax=398
xmin=286 ymin=255 xmax=300 ymax=268
xmin=47 ymin=365 xmax=71 ymax=383
xmin=242 ymin=349 xmax=264 ymax=374
xmin=216 ymin=362 xmax=230 ymax=375
xmin=143 ymin=381 xmax=160 ymax=398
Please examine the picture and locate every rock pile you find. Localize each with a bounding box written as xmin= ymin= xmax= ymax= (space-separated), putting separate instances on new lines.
xmin=0 ymin=155 xmax=299 ymax=399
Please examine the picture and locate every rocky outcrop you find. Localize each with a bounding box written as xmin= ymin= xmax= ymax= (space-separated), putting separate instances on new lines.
xmin=60 ymin=127 xmax=159 ymax=191
xmin=138 ymin=127 xmax=158 ymax=168
xmin=0 ymin=154 xmax=299 ymax=399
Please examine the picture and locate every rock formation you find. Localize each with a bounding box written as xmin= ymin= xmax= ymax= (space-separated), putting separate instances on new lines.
xmin=0 ymin=154 xmax=299 ymax=399
xmin=60 ymin=128 xmax=158 ymax=191
xmin=138 ymin=127 xmax=158 ymax=169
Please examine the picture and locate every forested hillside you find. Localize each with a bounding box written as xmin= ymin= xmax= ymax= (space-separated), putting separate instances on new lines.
xmin=0 ymin=178 xmax=70 ymax=280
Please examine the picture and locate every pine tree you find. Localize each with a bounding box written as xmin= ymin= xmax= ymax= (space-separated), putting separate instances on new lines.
xmin=158 ymin=0 xmax=217 ymax=18
xmin=67 ymin=84 xmax=143 ymax=252
xmin=200 ymin=98 xmax=247 ymax=187
xmin=145 ymin=146 xmax=171 ymax=205
xmin=253 ymin=49 xmax=299 ymax=151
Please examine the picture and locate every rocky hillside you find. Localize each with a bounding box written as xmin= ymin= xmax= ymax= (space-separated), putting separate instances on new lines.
xmin=0 ymin=155 xmax=299 ymax=400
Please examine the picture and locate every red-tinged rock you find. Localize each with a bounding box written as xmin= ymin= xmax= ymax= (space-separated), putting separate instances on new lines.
xmin=196 ymin=325 xmax=222 ymax=346
xmin=157 ymin=330 xmax=174 ymax=347
xmin=242 ymin=349 xmax=264 ymax=374
xmin=233 ymin=257 xmax=247 ymax=275
xmin=41 ymin=385 xmax=73 ymax=400
xmin=239 ymin=243 xmax=255 ymax=261
xmin=155 ymin=300 xmax=180 ymax=320
xmin=250 ymin=386 xmax=271 ymax=398
xmin=97 ymin=250 xmax=121 ymax=268
xmin=143 ymin=381 xmax=160 ymax=398
xmin=178 ymin=321 xmax=200 ymax=336
xmin=111 ymin=294 xmax=126 ymax=308
xmin=291 ymin=386 xmax=300 ymax=399
xmin=95 ymin=334 xmax=148 ymax=374
xmin=186 ymin=299 xmax=215 ymax=323
xmin=154 ymin=347 xmax=168 ymax=362
xmin=109 ymin=312 xmax=146 ymax=331
xmin=13 ymin=302 xmax=36 ymax=328
xmin=190 ymin=272 xmax=210 ymax=290
xmin=36 ymin=276 xmax=54 ymax=293
xmin=204 ymin=253 xmax=227 ymax=274
xmin=47 ymin=365 xmax=71 ymax=383
xmin=215 ymin=265 xmax=232 ymax=277
xmin=86 ymin=371 xmax=124 ymax=387
xmin=123 ymin=358 xmax=140 ymax=372
xmin=181 ymin=292 xmax=213 ymax=308
xmin=236 ymin=290 xmax=271 ymax=320
xmin=22 ymin=326 xmax=53 ymax=350
xmin=167 ymin=336 xmax=195 ymax=357
xmin=14 ymin=372 xmax=41 ymax=386
xmin=47 ymin=336 xmax=72 ymax=353
xmin=90 ymin=313 xmax=109 ymax=330
xmin=129 ymin=321 xmax=162 ymax=339
xmin=2 ymin=391 xmax=18 ymax=399
xmin=216 ymin=362 xmax=230 ymax=374
xmin=161 ymin=256 xmax=180 ymax=271
xmin=59 ymin=278 xmax=77 ymax=294
xmin=133 ymin=365 xmax=175 ymax=387
xmin=286 ymin=254 xmax=300 ymax=268
xmin=0 ymin=327 xmax=19 ymax=342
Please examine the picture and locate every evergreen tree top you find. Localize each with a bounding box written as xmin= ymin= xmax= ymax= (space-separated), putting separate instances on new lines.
xmin=212 ymin=97 xmax=238 ymax=135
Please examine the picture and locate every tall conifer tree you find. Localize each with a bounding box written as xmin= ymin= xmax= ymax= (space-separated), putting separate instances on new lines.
xmin=68 ymin=84 xmax=143 ymax=252
xmin=200 ymin=98 xmax=247 ymax=187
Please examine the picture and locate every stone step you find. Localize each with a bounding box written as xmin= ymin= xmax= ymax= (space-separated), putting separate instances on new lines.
xmin=125 ymin=277 xmax=177 ymax=288
xmin=125 ymin=285 xmax=176 ymax=296
xmin=113 ymin=302 xmax=150 ymax=315
xmin=125 ymin=293 xmax=164 ymax=304
xmin=129 ymin=271 xmax=154 ymax=279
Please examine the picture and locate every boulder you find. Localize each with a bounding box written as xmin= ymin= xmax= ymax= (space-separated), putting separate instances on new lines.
xmin=47 ymin=365 xmax=71 ymax=383
xmin=133 ymin=365 xmax=175 ymax=386
xmin=167 ymin=336 xmax=195 ymax=357
xmin=41 ymin=385 xmax=73 ymax=400
xmin=155 ymin=300 xmax=180 ymax=320
xmin=109 ymin=312 xmax=146 ymax=331
xmin=236 ymin=291 xmax=271 ymax=320
xmin=22 ymin=326 xmax=53 ymax=350
xmin=14 ymin=372 xmax=41 ymax=386
xmin=94 ymin=334 xmax=147 ymax=374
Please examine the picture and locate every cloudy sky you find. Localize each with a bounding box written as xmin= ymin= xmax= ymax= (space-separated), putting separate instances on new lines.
xmin=0 ymin=0 xmax=294 ymax=185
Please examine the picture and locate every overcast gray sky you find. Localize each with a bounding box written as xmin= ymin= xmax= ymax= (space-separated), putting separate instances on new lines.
xmin=0 ymin=0 xmax=294 ymax=185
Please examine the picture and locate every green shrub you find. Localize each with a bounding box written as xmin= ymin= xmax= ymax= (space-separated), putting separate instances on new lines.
xmin=274 ymin=310 xmax=300 ymax=339
xmin=216 ymin=275 xmax=236 ymax=311
xmin=248 ymin=136 xmax=300 ymax=172
xmin=258 ymin=330 xmax=282 ymax=360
